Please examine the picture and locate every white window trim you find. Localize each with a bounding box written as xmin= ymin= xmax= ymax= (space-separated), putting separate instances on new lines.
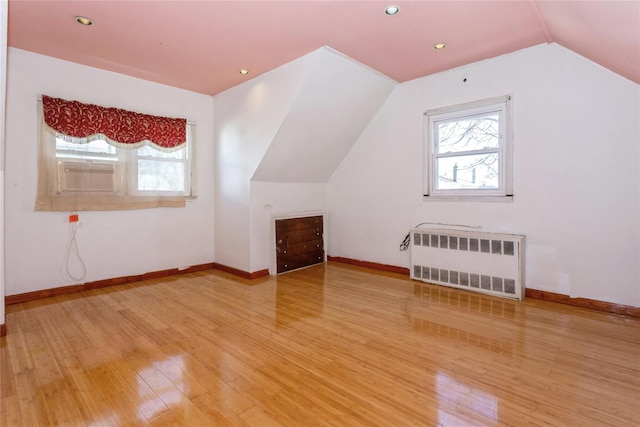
xmin=423 ymin=95 xmax=513 ymax=202
xmin=53 ymin=124 xmax=196 ymax=199
xmin=130 ymin=125 xmax=195 ymax=198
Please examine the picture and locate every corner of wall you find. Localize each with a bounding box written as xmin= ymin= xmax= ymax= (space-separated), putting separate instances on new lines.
xmin=0 ymin=0 xmax=8 ymax=329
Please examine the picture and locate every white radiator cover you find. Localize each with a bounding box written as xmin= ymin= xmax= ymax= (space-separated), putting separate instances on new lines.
xmin=410 ymin=228 xmax=526 ymax=300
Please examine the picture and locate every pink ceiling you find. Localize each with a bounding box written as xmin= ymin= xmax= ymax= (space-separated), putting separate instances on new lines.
xmin=7 ymin=1 xmax=640 ymax=95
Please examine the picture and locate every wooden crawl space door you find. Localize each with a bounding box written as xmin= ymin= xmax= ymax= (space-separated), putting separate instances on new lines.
xmin=275 ymin=215 xmax=324 ymax=274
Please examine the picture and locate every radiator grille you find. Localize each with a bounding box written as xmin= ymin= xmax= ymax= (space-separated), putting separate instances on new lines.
xmin=410 ymin=228 xmax=525 ymax=300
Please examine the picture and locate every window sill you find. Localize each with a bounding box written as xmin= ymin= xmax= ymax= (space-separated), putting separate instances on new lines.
xmin=423 ymin=195 xmax=513 ymax=203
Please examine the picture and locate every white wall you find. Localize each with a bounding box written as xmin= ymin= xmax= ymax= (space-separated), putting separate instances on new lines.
xmin=213 ymin=53 xmax=313 ymax=272
xmin=253 ymin=48 xmax=396 ymax=183
xmin=328 ymin=43 xmax=640 ymax=307
xmin=4 ymin=48 xmax=215 ymax=296
xmin=215 ymin=47 xmax=396 ymax=274
xmin=1 ymin=0 xmax=8 ymax=325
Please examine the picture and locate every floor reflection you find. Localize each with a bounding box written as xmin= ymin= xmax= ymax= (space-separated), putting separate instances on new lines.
xmin=437 ymin=372 xmax=499 ymax=424
xmin=410 ymin=316 xmax=514 ymax=355
xmin=274 ymin=267 xmax=326 ymax=329
xmin=33 ymin=353 xmax=190 ymax=425
xmin=413 ymin=282 xmax=521 ymax=320
xmin=136 ymin=355 xmax=185 ymax=422
xmin=406 ymin=283 xmax=524 ymax=357
xmin=87 ymin=417 xmax=120 ymax=427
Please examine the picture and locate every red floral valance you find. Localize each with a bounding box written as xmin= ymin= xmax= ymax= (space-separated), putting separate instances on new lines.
xmin=42 ymin=95 xmax=187 ymax=149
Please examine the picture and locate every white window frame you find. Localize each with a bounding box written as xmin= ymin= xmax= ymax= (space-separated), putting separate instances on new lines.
xmin=53 ymin=124 xmax=195 ymax=198
xmin=130 ymin=125 xmax=194 ymax=197
xmin=424 ymin=95 xmax=513 ymax=202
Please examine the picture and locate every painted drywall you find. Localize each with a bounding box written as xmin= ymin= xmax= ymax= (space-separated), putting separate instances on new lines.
xmin=0 ymin=1 xmax=7 ymax=325
xmin=328 ymin=43 xmax=640 ymax=307
xmin=252 ymin=48 xmax=396 ymax=183
xmin=215 ymin=47 xmax=396 ymax=273
xmin=214 ymin=52 xmax=314 ymax=272
xmin=4 ymin=48 xmax=215 ymax=296
xmin=250 ymin=182 xmax=327 ymax=273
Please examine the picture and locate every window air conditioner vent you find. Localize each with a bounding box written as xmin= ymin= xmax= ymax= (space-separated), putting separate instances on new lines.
xmin=57 ymin=161 xmax=121 ymax=193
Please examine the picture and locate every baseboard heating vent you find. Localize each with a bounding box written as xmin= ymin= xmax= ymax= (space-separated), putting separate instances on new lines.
xmin=410 ymin=228 xmax=525 ymax=300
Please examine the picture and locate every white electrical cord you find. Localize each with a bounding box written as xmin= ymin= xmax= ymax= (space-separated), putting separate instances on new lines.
xmin=65 ymin=219 xmax=87 ymax=281
xmin=412 ymin=222 xmax=483 ymax=231
xmin=400 ymin=222 xmax=483 ymax=251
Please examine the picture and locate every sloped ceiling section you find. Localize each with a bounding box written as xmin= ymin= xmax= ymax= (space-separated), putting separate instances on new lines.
xmin=252 ymin=47 xmax=397 ymax=183
xmin=535 ymin=1 xmax=639 ymax=84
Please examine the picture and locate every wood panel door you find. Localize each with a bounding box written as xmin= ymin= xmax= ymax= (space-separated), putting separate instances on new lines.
xmin=275 ymin=215 xmax=324 ymax=274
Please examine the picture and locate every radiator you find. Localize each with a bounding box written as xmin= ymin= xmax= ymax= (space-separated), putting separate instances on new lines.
xmin=410 ymin=228 xmax=526 ymax=300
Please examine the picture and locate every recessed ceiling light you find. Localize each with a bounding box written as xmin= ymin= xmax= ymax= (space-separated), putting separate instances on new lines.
xmin=74 ymin=16 xmax=94 ymax=26
xmin=385 ymin=6 xmax=400 ymax=16
xmin=239 ymin=69 xmax=249 ymax=75
xmin=433 ymin=43 xmax=447 ymax=50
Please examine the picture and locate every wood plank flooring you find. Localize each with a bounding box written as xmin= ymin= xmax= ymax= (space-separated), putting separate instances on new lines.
xmin=1 ymin=262 xmax=639 ymax=426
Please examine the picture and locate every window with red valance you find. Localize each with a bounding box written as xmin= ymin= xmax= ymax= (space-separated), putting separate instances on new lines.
xmin=36 ymin=95 xmax=196 ymax=212
xmin=42 ymin=95 xmax=187 ymax=150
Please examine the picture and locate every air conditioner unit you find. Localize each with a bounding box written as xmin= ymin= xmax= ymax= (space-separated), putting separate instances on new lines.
xmin=57 ymin=161 xmax=122 ymax=193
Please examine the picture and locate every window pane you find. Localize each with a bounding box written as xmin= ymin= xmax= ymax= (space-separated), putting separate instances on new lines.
xmin=436 ymin=153 xmax=499 ymax=190
xmin=138 ymin=159 xmax=185 ymax=192
xmin=437 ymin=113 xmax=499 ymax=154
xmin=137 ymin=145 xmax=185 ymax=159
xmin=56 ymin=138 xmax=117 ymax=158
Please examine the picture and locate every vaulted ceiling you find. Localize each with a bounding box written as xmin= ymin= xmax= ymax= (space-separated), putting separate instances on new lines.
xmin=7 ymin=1 xmax=639 ymax=96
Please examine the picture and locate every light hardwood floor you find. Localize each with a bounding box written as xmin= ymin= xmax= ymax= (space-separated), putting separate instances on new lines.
xmin=1 ymin=262 xmax=639 ymax=426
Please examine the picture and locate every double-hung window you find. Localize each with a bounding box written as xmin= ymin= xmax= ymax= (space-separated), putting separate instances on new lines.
xmin=53 ymin=131 xmax=193 ymax=197
xmin=424 ymin=96 xmax=512 ymax=201
xmin=37 ymin=95 xmax=195 ymax=211
xmin=134 ymin=140 xmax=191 ymax=196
